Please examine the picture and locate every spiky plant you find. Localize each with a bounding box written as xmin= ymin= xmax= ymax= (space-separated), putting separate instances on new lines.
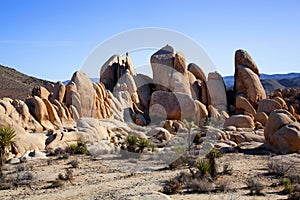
xmin=205 ymin=148 xmax=222 ymax=179
xmin=0 ymin=126 xmax=15 ymax=179
xmin=0 ymin=127 xmax=16 ymax=165
xmin=137 ymin=138 xmax=150 ymax=153
xmin=126 ymin=135 xmax=138 ymax=152
xmin=196 ymin=159 xmax=211 ymax=177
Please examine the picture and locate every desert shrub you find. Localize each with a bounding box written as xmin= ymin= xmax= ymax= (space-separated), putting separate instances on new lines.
xmin=187 ymin=178 xmax=214 ymax=193
xmin=169 ymin=155 xmax=186 ymax=170
xmin=205 ymin=148 xmax=222 ymax=179
xmin=267 ymin=160 xmax=294 ymax=176
xmin=246 ymin=178 xmax=264 ymax=195
xmin=221 ymin=163 xmax=233 ymax=175
xmin=126 ymin=135 xmax=138 ymax=152
xmin=69 ymin=142 xmax=88 ymax=155
xmin=216 ymin=179 xmax=232 ymax=192
xmin=283 ymin=178 xmax=294 ymax=194
xmin=162 ymin=177 xmax=183 ymax=194
xmin=58 ymin=169 xmax=73 ymax=181
xmin=137 ymin=138 xmax=150 ymax=153
xmin=125 ymin=135 xmax=150 ymax=153
xmin=196 ymin=159 xmax=210 ymax=177
xmin=0 ymin=127 xmax=16 ymax=165
xmin=288 ymin=192 xmax=300 ymax=200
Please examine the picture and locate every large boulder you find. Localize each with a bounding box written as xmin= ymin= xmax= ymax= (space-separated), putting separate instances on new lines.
xmin=235 ymin=49 xmax=259 ymax=76
xmin=269 ymin=122 xmax=300 ymax=154
xmin=149 ymin=91 xmax=196 ymax=121
xmin=25 ymin=96 xmax=54 ymax=131
xmin=257 ymin=99 xmax=282 ymax=115
xmin=207 ymin=72 xmax=227 ymax=111
xmin=71 ymin=71 xmax=97 ymax=118
xmin=264 ymin=109 xmax=296 ymax=143
xmin=150 ymin=45 xmax=192 ymax=97
xmin=32 ymin=86 xmax=50 ymax=100
xmin=235 ymin=96 xmax=256 ymax=116
xmin=224 ymin=114 xmax=255 ymax=129
xmin=150 ymin=45 xmax=174 ymax=91
xmin=11 ymin=99 xmax=43 ymax=132
xmin=234 ymin=50 xmax=266 ymax=107
xmin=187 ymin=63 xmax=206 ymax=81
xmin=254 ymin=112 xmax=268 ymax=126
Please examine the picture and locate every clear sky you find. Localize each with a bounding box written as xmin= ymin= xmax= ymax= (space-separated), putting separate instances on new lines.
xmin=1 ymin=0 xmax=300 ymax=81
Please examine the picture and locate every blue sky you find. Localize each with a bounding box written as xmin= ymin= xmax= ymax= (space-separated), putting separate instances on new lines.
xmin=1 ymin=0 xmax=300 ymax=81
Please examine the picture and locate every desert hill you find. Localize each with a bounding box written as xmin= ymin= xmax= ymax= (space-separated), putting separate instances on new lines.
xmin=0 ymin=64 xmax=53 ymax=100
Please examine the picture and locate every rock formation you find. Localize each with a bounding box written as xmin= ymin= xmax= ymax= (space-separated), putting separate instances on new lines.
xmin=234 ymin=49 xmax=266 ymax=108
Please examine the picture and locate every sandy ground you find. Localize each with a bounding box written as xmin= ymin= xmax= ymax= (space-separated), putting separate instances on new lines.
xmin=1 ymin=150 xmax=299 ymax=200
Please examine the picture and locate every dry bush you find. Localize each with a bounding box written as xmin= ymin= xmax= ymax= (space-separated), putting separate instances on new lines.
xmin=267 ymin=159 xmax=295 ymax=176
xmin=58 ymin=169 xmax=73 ymax=181
xmin=162 ymin=177 xmax=183 ymax=194
xmin=187 ymin=178 xmax=214 ymax=193
xmin=246 ymin=178 xmax=264 ymax=195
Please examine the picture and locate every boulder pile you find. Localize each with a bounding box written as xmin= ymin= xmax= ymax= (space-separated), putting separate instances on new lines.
xmin=1 ymin=46 xmax=300 ymax=158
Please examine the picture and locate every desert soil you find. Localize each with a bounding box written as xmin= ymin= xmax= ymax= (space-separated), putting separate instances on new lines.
xmin=1 ymin=149 xmax=299 ymax=200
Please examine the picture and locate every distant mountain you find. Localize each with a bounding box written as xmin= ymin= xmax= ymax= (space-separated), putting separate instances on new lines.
xmin=63 ymin=78 xmax=99 ymax=85
xmin=223 ymin=72 xmax=300 ymax=94
xmin=0 ymin=64 xmax=53 ymax=100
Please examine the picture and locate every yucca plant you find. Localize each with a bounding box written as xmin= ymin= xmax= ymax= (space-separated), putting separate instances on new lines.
xmin=196 ymin=159 xmax=211 ymax=177
xmin=205 ymin=148 xmax=222 ymax=179
xmin=0 ymin=127 xmax=16 ymax=165
xmin=137 ymin=138 xmax=150 ymax=153
xmin=126 ymin=135 xmax=138 ymax=152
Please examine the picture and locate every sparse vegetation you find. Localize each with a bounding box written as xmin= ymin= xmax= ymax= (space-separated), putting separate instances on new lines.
xmin=205 ymin=148 xmax=222 ymax=179
xmin=246 ymin=178 xmax=264 ymax=195
xmin=196 ymin=159 xmax=210 ymax=177
xmin=58 ymin=169 xmax=74 ymax=181
xmin=267 ymin=159 xmax=295 ymax=176
xmin=0 ymin=127 xmax=16 ymax=166
xmin=283 ymin=178 xmax=294 ymax=194
xmin=187 ymin=178 xmax=214 ymax=193
xmin=125 ymin=135 xmax=150 ymax=153
xmin=162 ymin=176 xmax=183 ymax=194
xmin=137 ymin=138 xmax=150 ymax=153
xmin=69 ymin=142 xmax=88 ymax=155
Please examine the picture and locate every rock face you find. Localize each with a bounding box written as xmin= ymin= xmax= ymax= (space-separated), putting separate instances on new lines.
xmin=264 ymin=109 xmax=300 ymax=153
xmin=149 ymin=91 xmax=196 ymax=121
xmin=207 ymin=72 xmax=227 ymax=111
xmin=234 ymin=49 xmax=266 ymax=108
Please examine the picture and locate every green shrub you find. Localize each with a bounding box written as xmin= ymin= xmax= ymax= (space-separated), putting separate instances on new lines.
xmin=126 ymin=135 xmax=138 ymax=152
xmin=196 ymin=159 xmax=210 ymax=177
xmin=69 ymin=142 xmax=88 ymax=155
xmin=125 ymin=135 xmax=150 ymax=153
xmin=283 ymin=178 xmax=293 ymax=194
xmin=137 ymin=138 xmax=150 ymax=153
xmin=205 ymin=148 xmax=222 ymax=179
xmin=0 ymin=127 xmax=16 ymax=163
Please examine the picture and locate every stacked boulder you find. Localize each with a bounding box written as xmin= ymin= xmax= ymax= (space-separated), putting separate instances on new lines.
xmin=225 ymin=49 xmax=266 ymax=130
xmin=264 ymin=109 xmax=300 ymax=154
xmin=149 ymin=45 xmax=227 ymax=123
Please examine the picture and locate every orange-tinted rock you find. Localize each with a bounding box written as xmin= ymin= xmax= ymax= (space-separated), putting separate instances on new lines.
xmin=224 ymin=114 xmax=255 ymax=129
xmin=257 ymin=99 xmax=282 ymax=115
